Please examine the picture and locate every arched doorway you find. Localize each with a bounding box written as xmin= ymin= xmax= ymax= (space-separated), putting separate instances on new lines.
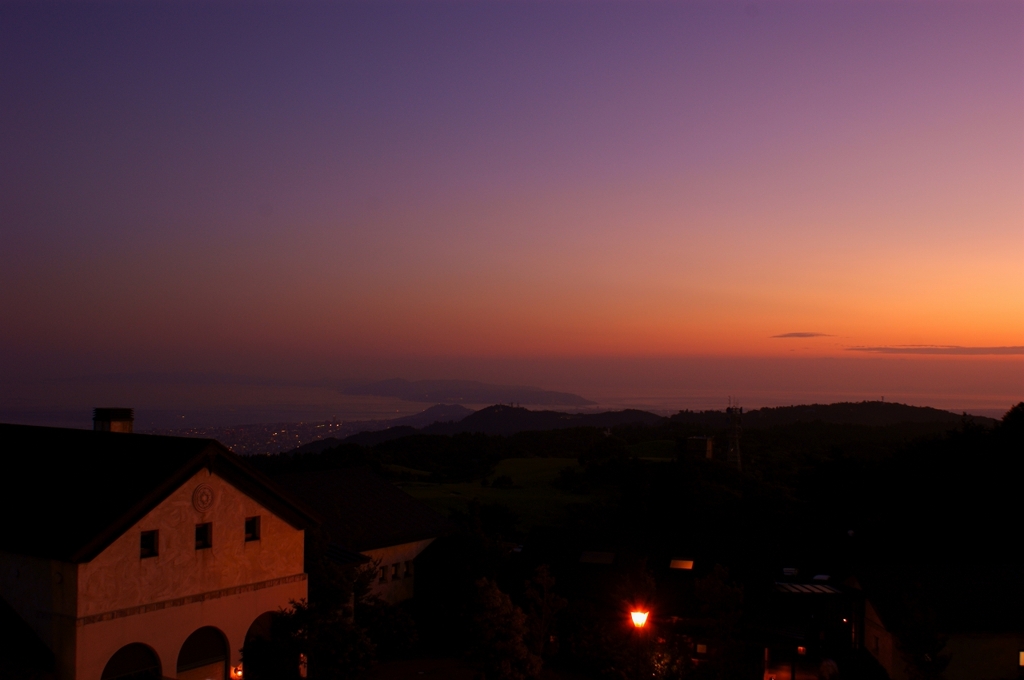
xmin=177 ymin=627 xmax=228 ymax=680
xmin=240 ymin=612 xmax=278 ymax=679
xmin=101 ymin=643 xmax=161 ymax=680
xmin=244 ymin=612 xmax=274 ymax=648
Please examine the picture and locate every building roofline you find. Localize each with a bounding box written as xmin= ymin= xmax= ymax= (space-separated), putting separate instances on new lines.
xmin=69 ymin=440 xmax=321 ymax=563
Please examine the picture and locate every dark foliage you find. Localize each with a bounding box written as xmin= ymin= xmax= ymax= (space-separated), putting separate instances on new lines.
xmin=241 ymin=526 xmax=417 ymax=679
xmin=245 ymin=401 xmax=1022 ymax=680
xmin=471 ymin=577 xmax=543 ymax=680
xmin=522 ymin=566 xmax=567 ymax=658
xmin=360 ymin=600 xmax=419 ymax=661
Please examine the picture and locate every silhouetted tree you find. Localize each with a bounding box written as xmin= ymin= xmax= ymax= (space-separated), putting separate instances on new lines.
xmin=241 ymin=597 xmax=375 ymax=680
xmin=522 ymin=565 xmax=567 ymax=658
xmin=471 ymin=578 xmax=543 ymax=680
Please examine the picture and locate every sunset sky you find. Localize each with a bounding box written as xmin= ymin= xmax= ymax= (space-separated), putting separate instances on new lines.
xmin=1 ymin=1 xmax=1021 ymax=417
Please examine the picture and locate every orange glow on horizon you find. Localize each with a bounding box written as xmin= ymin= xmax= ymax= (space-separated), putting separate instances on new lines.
xmin=0 ymin=0 xmax=1020 ymax=412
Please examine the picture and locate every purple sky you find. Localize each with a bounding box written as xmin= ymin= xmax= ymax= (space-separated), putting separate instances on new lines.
xmin=1 ymin=1 xmax=1021 ymax=416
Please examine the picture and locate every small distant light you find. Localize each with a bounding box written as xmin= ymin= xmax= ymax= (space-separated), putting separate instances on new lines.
xmin=631 ymin=611 xmax=649 ymax=628
xmin=797 ymin=646 xmax=807 ymax=656
xmin=696 ymin=643 xmax=707 ymax=654
xmin=670 ymin=559 xmax=694 ymax=570
xmin=842 ymin=618 xmax=848 ymax=624
xmin=1019 ymin=650 xmax=1024 ymax=667
xmin=230 ymin=665 xmax=243 ymax=679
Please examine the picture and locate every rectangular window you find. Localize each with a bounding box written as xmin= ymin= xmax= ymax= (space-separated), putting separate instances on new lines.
xmin=140 ymin=530 xmax=158 ymax=558
xmin=245 ymin=516 xmax=261 ymax=542
xmin=195 ymin=522 xmax=212 ymax=550
xmin=378 ymin=566 xmax=388 ymax=583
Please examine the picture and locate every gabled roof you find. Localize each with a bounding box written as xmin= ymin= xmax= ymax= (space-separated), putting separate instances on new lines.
xmin=0 ymin=595 xmax=54 ymax=679
xmin=274 ymin=468 xmax=452 ymax=553
xmin=0 ymin=424 xmax=320 ymax=563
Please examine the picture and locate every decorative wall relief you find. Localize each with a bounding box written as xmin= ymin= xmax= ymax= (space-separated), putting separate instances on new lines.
xmin=192 ymin=484 xmax=215 ymax=513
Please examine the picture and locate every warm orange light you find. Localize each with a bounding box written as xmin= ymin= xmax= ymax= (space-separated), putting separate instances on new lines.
xmin=631 ymin=611 xmax=649 ymax=628
xmin=230 ymin=665 xmax=243 ymax=679
xmin=797 ymin=646 xmax=806 ymax=656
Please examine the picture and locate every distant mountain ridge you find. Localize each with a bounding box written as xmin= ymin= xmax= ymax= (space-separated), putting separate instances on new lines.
xmin=341 ymin=378 xmax=594 ymax=406
xmin=671 ymin=401 xmax=998 ymax=429
xmin=421 ymin=405 xmax=665 ymax=436
xmin=289 ymin=405 xmax=663 ymax=450
xmin=384 ymin=403 xmax=475 ymax=428
xmin=286 ymin=400 xmax=998 ymax=453
xmin=285 ymin=404 xmax=474 ymax=453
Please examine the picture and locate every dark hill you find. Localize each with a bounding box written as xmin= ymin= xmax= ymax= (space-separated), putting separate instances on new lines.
xmin=421 ymin=405 xmax=665 ymax=436
xmin=386 ymin=403 xmax=475 ymax=428
xmin=326 ymin=406 xmax=664 ymax=446
xmin=342 ymin=426 xmax=420 ymax=447
xmin=672 ymin=401 xmax=996 ymax=429
xmin=289 ymin=400 xmax=992 ymax=454
xmin=286 ymin=404 xmax=476 ymax=454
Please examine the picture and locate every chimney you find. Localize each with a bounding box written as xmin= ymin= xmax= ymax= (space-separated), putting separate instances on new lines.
xmin=93 ymin=408 xmax=134 ymax=433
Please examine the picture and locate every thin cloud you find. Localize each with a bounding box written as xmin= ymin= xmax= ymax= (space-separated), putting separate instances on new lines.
xmin=847 ymin=345 xmax=1024 ymax=356
xmin=772 ymin=332 xmax=833 ymax=339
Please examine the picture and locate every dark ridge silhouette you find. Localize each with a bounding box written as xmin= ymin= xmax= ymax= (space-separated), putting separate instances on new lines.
xmin=420 ymin=404 xmax=665 ymax=436
xmin=287 ymin=406 xmax=667 ymax=450
xmin=282 ymin=404 xmax=475 ymax=454
xmin=288 ymin=437 xmax=340 ymax=454
xmin=341 ymin=378 xmax=594 ymax=406
xmin=671 ymin=401 xmax=997 ymax=429
xmin=285 ymin=400 xmax=998 ymax=454
xmin=341 ymin=426 xmax=421 ymax=447
xmin=386 ymin=403 xmax=475 ymax=428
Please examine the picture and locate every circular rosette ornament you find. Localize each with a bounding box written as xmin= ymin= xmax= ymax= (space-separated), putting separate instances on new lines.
xmin=192 ymin=484 xmax=215 ymax=512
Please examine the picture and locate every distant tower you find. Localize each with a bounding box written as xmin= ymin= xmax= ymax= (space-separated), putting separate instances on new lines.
xmin=725 ymin=398 xmax=742 ymax=472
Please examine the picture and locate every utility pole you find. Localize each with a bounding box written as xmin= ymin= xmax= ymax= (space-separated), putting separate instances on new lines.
xmin=726 ymin=397 xmax=743 ymax=472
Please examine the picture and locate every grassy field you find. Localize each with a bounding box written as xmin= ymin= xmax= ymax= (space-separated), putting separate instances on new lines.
xmin=627 ymin=439 xmax=677 ymax=460
xmin=397 ymin=458 xmax=591 ymax=529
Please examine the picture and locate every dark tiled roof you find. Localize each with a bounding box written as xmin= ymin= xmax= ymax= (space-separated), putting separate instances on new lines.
xmin=274 ymin=468 xmax=452 ymax=553
xmin=0 ymin=595 xmax=54 ymax=679
xmin=0 ymin=424 xmax=319 ymax=562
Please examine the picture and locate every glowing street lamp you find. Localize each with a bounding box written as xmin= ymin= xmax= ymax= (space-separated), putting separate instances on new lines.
xmin=631 ymin=610 xmax=649 ymax=629
xmin=629 ymin=609 xmax=651 ymax=680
